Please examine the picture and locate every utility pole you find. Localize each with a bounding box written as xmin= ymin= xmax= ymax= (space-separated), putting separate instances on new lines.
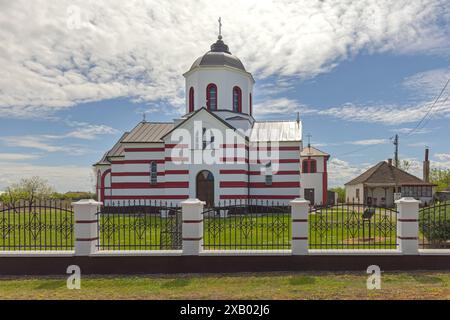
xmin=393 ymin=134 xmax=399 ymax=167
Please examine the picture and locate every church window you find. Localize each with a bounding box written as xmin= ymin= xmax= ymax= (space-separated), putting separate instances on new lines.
xmin=189 ymin=87 xmax=194 ymax=112
xmin=150 ymin=161 xmax=157 ymax=184
xmin=249 ymin=93 xmax=252 ymax=116
xmin=265 ymin=162 xmax=273 ymax=186
xmin=233 ymin=86 xmax=242 ymax=112
xmin=206 ymin=84 xmax=217 ymax=110
xmin=302 ymin=159 xmax=317 ymax=173
xmin=202 ymin=127 xmax=215 ymax=149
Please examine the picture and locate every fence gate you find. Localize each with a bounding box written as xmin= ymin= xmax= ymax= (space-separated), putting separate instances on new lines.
xmin=419 ymin=202 xmax=450 ymax=249
xmin=202 ymin=199 xmax=291 ymax=250
xmin=97 ymin=201 xmax=182 ymax=250
xmin=159 ymin=207 xmax=182 ymax=250
xmin=309 ymin=203 xmax=398 ymax=250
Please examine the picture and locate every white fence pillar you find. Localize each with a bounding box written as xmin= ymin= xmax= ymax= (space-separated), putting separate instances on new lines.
xmin=290 ymin=198 xmax=310 ymax=255
xmin=395 ymin=197 xmax=420 ymax=255
xmin=73 ymin=199 xmax=102 ymax=256
xmin=181 ymin=199 xmax=204 ymax=255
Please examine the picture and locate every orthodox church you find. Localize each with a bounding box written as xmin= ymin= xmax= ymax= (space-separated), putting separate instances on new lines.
xmin=94 ymin=28 xmax=330 ymax=206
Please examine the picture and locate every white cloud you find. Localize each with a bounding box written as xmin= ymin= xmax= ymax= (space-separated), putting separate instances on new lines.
xmin=0 ymin=153 xmax=40 ymax=161
xmin=394 ymin=127 xmax=432 ymax=135
xmin=65 ymin=122 xmax=119 ymax=140
xmin=328 ymin=158 xmax=369 ymax=187
xmin=0 ymin=162 xmax=93 ymax=192
xmin=318 ymin=99 xmax=450 ymax=125
xmin=0 ymin=136 xmax=91 ymax=155
xmin=0 ymin=0 xmax=449 ymax=118
xmin=349 ymin=139 xmax=389 ymax=146
xmin=403 ymin=67 xmax=450 ymax=99
xmin=435 ymin=153 xmax=450 ymax=161
xmin=253 ymin=98 xmax=315 ymax=117
xmin=407 ymin=142 xmax=429 ymax=147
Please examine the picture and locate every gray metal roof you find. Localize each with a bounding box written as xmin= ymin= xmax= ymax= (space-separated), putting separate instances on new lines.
xmin=122 ymin=122 xmax=174 ymax=143
xmin=250 ymin=121 xmax=302 ymax=142
xmin=189 ymin=37 xmax=246 ymax=72
xmin=95 ymin=132 xmax=129 ymax=165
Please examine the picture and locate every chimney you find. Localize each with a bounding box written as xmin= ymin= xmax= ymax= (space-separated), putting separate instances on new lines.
xmin=387 ymin=158 xmax=393 ymax=166
xmin=423 ymin=147 xmax=430 ymax=182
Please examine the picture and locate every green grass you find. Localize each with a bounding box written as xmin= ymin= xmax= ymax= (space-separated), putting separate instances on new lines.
xmin=0 ymin=209 xmax=74 ymax=250
xmin=2 ymin=203 xmax=448 ymax=251
xmin=0 ymin=271 xmax=449 ymax=299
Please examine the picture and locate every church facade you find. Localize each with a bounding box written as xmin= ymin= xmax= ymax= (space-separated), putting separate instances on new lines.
xmin=94 ymin=33 xmax=330 ymax=206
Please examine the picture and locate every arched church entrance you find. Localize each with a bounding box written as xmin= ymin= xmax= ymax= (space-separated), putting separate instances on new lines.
xmin=196 ymin=170 xmax=214 ymax=207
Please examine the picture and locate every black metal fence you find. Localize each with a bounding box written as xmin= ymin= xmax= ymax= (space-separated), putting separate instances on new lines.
xmin=97 ymin=200 xmax=182 ymax=250
xmin=0 ymin=199 xmax=74 ymax=251
xmin=309 ymin=203 xmax=398 ymax=249
xmin=203 ymin=199 xmax=291 ymax=250
xmin=419 ymin=202 xmax=450 ymax=249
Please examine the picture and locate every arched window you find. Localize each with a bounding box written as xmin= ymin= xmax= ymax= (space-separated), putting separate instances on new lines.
xmin=150 ymin=161 xmax=157 ymax=184
xmin=206 ymin=83 xmax=217 ymax=110
xmin=265 ymin=162 xmax=273 ymax=186
xmin=189 ymin=87 xmax=194 ymax=113
xmin=302 ymin=159 xmax=317 ymax=173
xmin=232 ymin=86 xmax=242 ymax=112
xmin=249 ymin=93 xmax=252 ymax=116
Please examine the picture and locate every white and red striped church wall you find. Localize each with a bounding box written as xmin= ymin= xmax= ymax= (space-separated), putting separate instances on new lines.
xmin=98 ymin=140 xmax=303 ymax=206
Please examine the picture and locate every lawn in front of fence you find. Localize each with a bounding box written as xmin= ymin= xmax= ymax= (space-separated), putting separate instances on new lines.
xmin=0 ymin=271 xmax=449 ymax=299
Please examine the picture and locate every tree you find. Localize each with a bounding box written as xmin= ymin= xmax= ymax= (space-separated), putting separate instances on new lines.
xmin=430 ymin=168 xmax=450 ymax=192
xmin=398 ymin=160 xmax=412 ymax=172
xmin=3 ymin=176 xmax=55 ymax=205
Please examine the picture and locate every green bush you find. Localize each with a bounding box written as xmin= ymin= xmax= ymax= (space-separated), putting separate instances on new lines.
xmin=419 ymin=204 xmax=450 ymax=245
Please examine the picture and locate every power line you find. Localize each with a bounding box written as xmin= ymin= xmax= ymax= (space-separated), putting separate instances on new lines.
xmin=405 ymin=78 xmax=450 ymax=137
xmin=420 ymin=93 xmax=450 ymax=130
xmin=329 ymin=84 xmax=450 ymax=159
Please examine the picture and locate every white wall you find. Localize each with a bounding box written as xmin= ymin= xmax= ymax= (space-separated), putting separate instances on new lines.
xmin=185 ymin=67 xmax=254 ymax=115
xmin=345 ymin=184 xmax=364 ymax=204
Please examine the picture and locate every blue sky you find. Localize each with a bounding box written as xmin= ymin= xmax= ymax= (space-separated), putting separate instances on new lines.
xmin=1 ymin=1 xmax=450 ymax=191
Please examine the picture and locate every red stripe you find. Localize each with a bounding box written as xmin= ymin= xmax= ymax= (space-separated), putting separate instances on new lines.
xmin=219 ymin=170 xmax=300 ymax=175
xmin=220 ymin=170 xmax=248 ymax=174
xmin=249 ymin=146 xmax=300 ymax=151
xmin=165 ymin=144 xmax=188 ymax=149
xmin=111 ymin=172 xmax=165 ymax=177
xmin=250 ymin=182 xmax=300 ymax=188
xmin=220 ymin=194 xmax=249 ymax=199
xmin=220 ymin=181 xmax=248 ymax=188
xmin=165 ymin=170 xmax=189 ymax=175
xmin=105 ymin=195 xmax=189 ymax=200
xmin=220 ymin=157 xmax=248 ymax=163
xmin=76 ymin=220 xmax=98 ymax=224
xmin=165 ymin=157 xmax=189 ymax=162
xmin=111 ymin=182 xmax=189 ymax=189
xmin=219 ymin=195 xmax=298 ymax=200
xmin=249 ymin=170 xmax=300 ymax=175
xmin=323 ymin=159 xmax=328 ymax=205
xmin=219 ymin=181 xmax=300 ymax=188
xmin=249 ymin=159 xmax=300 ymax=164
xmin=220 ymin=144 xmax=248 ymax=149
xmin=112 ymin=160 xmax=164 ymax=164
xmin=76 ymin=237 xmax=99 ymax=242
xmin=124 ymin=148 xmax=165 ymax=152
